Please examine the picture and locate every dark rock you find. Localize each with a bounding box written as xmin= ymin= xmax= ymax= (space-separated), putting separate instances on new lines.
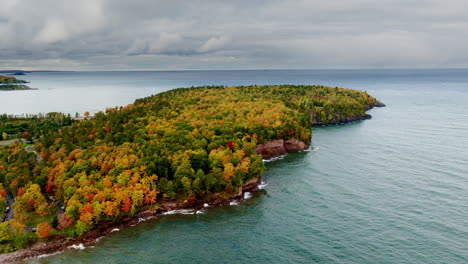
xmin=159 ymin=202 xmax=178 ymax=211
xmin=242 ymin=177 xmax=261 ymax=192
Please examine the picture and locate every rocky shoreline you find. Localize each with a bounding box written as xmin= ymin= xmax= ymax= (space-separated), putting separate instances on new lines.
xmin=0 ymin=177 xmax=263 ymax=263
xmin=310 ymin=101 xmax=385 ymax=126
xmin=255 ymin=138 xmax=309 ymax=160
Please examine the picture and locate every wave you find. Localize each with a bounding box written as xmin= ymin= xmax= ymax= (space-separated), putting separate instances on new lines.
xmin=244 ymin=192 xmax=252 ymax=199
xmin=258 ymin=181 xmax=268 ymax=189
xmin=37 ymin=251 xmax=63 ymax=259
xmin=111 ymin=228 xmax=120 ymax=233
xmin=229 ymin=200 xmax=239 ymax=206
xmin=163 ymin=209 xmax=195 ymax=215
xmin=68 ymin=243 xmax=86 ymax=250
xmin=196 ymin=210 xmax=205 ymax=214
xmin=203 ymin=203 xmax=210 ymax=207
xmin=263 ymin=154 xmax=287 ymax=163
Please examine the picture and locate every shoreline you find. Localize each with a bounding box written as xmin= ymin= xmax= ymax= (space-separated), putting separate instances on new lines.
xmin=0 ymin=178 xmax=264 ymax=263
xmin=310 ymin=102 xmax=385 ymax=126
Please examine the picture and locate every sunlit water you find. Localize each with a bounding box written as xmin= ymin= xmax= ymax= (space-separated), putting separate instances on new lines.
xmin=4 ymin=69 xmax=466 ymax=264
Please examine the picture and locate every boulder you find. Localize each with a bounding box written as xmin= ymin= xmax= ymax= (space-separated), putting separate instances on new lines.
xmin=284 ymin=138 xmax=308 ymax=152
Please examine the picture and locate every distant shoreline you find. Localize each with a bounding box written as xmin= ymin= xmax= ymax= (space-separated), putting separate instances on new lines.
xmin=0 ymin=84 xmax=37 ymax=91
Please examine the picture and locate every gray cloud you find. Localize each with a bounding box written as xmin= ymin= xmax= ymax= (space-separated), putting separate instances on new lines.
xmin=1 ymin=0 xmax=468 ymax=70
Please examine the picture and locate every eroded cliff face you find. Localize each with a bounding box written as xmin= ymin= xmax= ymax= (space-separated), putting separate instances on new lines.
xmin=255 ymin=138 xmax=308 ymax=160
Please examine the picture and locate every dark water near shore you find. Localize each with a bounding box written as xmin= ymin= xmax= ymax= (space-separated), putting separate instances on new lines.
xmin=8 ymin=69 xmax=467 ymax=263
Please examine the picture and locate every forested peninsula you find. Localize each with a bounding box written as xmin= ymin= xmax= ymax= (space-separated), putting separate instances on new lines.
xmin=0 ymin=75 xmax=33 ymax=91
xmin=0 ymin=85 xmax=383 ymax=260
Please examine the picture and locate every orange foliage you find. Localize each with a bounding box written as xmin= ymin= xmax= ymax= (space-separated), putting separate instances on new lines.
xmin=79 ymin=203 xmax=94 ymax=225
xmin=36 ymin=222 xmax=51 ymax=239
xmin=17 ymin=187 xmax=25 ymax=197
xmin=121 ymin=198 xmax=132 ymax=212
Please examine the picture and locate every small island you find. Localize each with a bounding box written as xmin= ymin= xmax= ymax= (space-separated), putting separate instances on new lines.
xmin=0 ymin=75 xmax=34 ymax=91
xmin=0 ymin=85 xmax=383 ymax=261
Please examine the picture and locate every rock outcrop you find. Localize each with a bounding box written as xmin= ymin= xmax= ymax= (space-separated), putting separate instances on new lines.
xmin=310 ymin=102 xmax=385 ymax=126
xmin=255 ymin=139 xmax=287 ymax=159
xmin=242 ymin=177 xmax=261 ymax=192
xmin=255 ymin=138 xmax=308 ymax=160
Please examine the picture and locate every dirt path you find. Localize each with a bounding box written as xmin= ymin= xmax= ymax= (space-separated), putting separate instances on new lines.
xmin=0 ymin=139 xmax=19 ymax=146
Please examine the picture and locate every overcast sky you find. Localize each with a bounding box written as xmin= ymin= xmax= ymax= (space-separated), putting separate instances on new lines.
xmin=1 ymin=0 xmax=468 ymax=70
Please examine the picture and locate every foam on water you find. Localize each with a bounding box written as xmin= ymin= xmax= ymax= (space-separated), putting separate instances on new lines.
xmin=163 ymin=209 xmax=195 ymax=215
xmin=243 ymin=192 xmax=252 ymax=199
xmin=37 ymin=251 xmax=63 ymax=259
xmin=229 ymin=200 xmax=239 ymax=206
xmin=258 ymin=181 xmax=268 ymax=189
xmin=68 ymin=244 xmax=86 ymax=250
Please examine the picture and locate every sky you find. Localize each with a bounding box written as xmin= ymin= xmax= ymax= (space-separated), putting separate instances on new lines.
xmin=1 ymin=0 xmax=468 ymax=71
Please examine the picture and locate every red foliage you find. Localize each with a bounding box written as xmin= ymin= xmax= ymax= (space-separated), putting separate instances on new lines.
xmin=26 ymin=198 xmax=36 ymax=209
xmin=58 ymin=214 xmax=73 ymax=230
xmin=45 ymin=179 xmax=54 ymax=193
xmin=85 ymin=193 xmax=95 ymax=203
xmin=21 ymin=132 xmax=31 ymax=139
xmin=227 ymin=141 xmax=234 ymax=150
xmin=0 ymin=189 xmax=6 ymax=197
xmin=17 ymin=187 xmax=25 ymax=197
xmin=121 ymin=198 xmax=132 ymax=212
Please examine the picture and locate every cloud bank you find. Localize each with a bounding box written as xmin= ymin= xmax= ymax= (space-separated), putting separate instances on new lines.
xmin=1 ymin=0 xmax=468 ymax=70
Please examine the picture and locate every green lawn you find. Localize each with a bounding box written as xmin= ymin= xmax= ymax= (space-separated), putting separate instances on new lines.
xmin=26 ymin=212 xmax=55 ymax=227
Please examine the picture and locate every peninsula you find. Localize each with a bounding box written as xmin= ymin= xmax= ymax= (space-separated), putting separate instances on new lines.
xmin=0 ymin=75 xmax=33 ymax=91
xmin=0 ymin=85 xmax=383 ymax=261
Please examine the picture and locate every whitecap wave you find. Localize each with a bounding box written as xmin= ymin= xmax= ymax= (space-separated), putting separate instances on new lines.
xmin=262 ymin=154 xmax=287 ymax=163
xmin=37 ymin=251 xmax=62 ymax=259
xmin=68 ymin=243 xmax=86 ymax=250
xmin=111 ymin=228 xmax=119 ymax=232
xmin=138 ymin=216 xmax=156 ymax=223
xmin=243 ymin=192 xmax=252 ymax=199
xmin=196 ymin=210 xmax=205 ymax=214
xmin=163 ymin=209 xmax=194 ymax=215
xmin=229 ymin=200 xmax=239 ymax=206
xmin=203 ymin=203 xmax=209 ymax=207
xmin=258 ymin=181 xmax=268 ymax=189
xmin=95 ymin=236 xmax=104 ymax=242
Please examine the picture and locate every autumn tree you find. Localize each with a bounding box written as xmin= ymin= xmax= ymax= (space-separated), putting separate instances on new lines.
xmin=36 ymin=222 xmax=51 ymax=239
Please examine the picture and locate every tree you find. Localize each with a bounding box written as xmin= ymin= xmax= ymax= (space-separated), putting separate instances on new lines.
xmin=79 ymin=203 xmax=94 ymax=225
xmin=181 ymin=176 xmax=192 ymax=197
xmin=36 ymin=222 xmax=51 ymax=239
xmin=121 ymin=198 xmax=132 ymax=212
xmin=58 ymin=213 xmax=73 ymax=230
xmin=0 ymin=221 xmax=11 ymax=243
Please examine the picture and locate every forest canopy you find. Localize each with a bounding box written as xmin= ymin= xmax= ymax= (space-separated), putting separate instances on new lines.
xmin=0 ymin=85 xmax=381 ymax=250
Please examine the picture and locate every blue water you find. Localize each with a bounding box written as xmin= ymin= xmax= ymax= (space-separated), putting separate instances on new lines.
xmin=4 ymin=69 xmax=466 ymax=263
